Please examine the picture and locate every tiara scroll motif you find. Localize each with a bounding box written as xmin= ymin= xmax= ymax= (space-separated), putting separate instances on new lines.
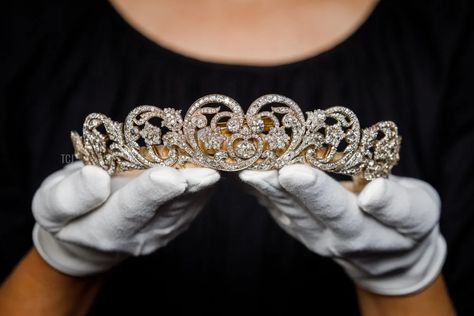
xmin=71 ymin=94 xmax=401 ymax=180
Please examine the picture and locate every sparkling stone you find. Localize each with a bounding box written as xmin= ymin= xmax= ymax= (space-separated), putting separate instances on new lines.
xmin=345 ymin=130 xmax=358 ymax=143
xmin=130 ymin=127 xmax=139 ymax=136
xmin=226 ymin=118 xmax=241 ymax=132
xmin=282 ymin=114 xmax=299 ymax=127
xmin=213 ymin=151 xmax=228 ymax=161
xmin=240 ymin=126 xmax=251 ymax=135
xmin=235 ymin=141 xmax=256 ymax=159
xmin=191 ymin=115 xmax=207 ymax=128
xmin=249 ymin=118 xmax=265 ymax=133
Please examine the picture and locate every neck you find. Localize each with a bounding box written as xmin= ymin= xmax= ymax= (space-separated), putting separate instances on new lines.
xmin=109 ymin=0 xmax=378 ymax=66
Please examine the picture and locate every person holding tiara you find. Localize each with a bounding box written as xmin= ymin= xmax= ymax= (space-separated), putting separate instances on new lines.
xmin=1 ymin=0 xmax=472 ymax=315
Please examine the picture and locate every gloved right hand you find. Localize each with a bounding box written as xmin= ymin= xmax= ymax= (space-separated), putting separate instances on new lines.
xmin=239 ymin=165 xmax=446 ymax=296
xmin=32 ymin=162 xmax=220 ymax=277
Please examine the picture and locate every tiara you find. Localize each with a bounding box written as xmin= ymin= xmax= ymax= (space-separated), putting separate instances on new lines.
xmin=71 ymin=94 xmax=401 ymax=180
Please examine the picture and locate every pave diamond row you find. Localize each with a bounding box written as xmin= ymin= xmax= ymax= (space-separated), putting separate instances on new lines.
xmin=71 ymin=94 xmax=401 ymax=180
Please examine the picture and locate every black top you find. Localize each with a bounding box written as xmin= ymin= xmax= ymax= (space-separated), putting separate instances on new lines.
xmin=1 ymin=0 xmax=474 ymax=315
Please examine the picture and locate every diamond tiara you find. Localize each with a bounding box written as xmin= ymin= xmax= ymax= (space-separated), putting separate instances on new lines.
xmin=71 ymin=94 xmax=401 ymax=180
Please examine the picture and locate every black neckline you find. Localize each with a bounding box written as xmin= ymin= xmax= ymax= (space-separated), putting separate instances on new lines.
xmin=105 ymin=0 xmax=383 ymax=73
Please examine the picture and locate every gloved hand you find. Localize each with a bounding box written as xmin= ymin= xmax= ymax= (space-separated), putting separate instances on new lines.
xmin=32 ymin=161 xmax=220 ymax=277
xmin=239 ymin=164 xmax=446 ymax=295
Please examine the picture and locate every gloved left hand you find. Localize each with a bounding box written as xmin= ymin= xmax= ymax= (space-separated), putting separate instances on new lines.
xmin=239 ymin=164 xmax=446 ymax=296
xmin=32 ymin=161 xmax=220 ymax=276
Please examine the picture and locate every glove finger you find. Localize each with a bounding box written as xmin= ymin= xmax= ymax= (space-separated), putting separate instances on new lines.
xmin=63 ymin=160 xmax=84 ymax=171
xmin=146 ymin=188 xmax=210 ymax=230
xmin=140 ymin=168 xmax=219 ymax=231
xmin=357 ymin=176 xmax=440 ymax=239
xmin=179 ymin=168 xmax=220 ymax=193
xmin=239 ymin=170 xmax=286 ymax=200
xmin=140 ymin=209 xmax=201 ymax=254
xmin=278 ymin=164 xmax=363 ymax=238
xmin=33 ymin=165 xmax=111 ymax=232
xmin=37 ymin=161 xmax=85 ymax=191
xmin=239 ymin=170 xmax=319 ymax=227
xmin=243 ymin=185 xmax=303 ymax=231
xmin=266 ymin=206 xmax=305 ymax=240
xmin=135 ymin=189 xmax=212 ymax=254
xmin=80 ymin=166 xmax=187 ymax=237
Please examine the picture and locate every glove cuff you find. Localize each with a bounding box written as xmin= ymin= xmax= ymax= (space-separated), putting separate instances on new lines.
xmin=338 ymin=229 xmax=447 ymax=296
xmin=33 ymin=224 xmax=127 ymax=277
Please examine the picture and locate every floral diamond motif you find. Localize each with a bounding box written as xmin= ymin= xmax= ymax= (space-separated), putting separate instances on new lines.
xmin=306 ymin=110 xmax=326 ymax=131
xmin=198 ymin=127 xmax=226 ymax=150
xmin=266 ymin=127 xmax=290 ymax=150
xmin=161 ymin=108 xmax=183 ymax=130
xmin=140 ymin=122 xmax=162 ymax=145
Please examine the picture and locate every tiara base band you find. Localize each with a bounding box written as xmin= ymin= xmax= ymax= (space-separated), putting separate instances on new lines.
xmin=71 ymin=94 xmax=401 ymax=180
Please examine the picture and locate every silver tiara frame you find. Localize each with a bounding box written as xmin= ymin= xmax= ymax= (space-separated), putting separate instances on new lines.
xmin=71 ymin=94 xmax=401 ymax=180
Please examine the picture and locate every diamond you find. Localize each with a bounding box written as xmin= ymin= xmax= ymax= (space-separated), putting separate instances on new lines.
xmin=249 ymin=118 xmax=265 ymax=133
xmin=226 ymin=118 xmax=241 ymax=132
xmin=235 ymin=141 xmax=256 ymax=159
xmin=191 ymin=115 xmax=207 ymax=128
xmin=282 ymin=114 xmax=299 ymax=128
xmin=130 ymin=127 xmax=139 ymax=136
xmin=214 ymin=151 xmax=228 ymax=161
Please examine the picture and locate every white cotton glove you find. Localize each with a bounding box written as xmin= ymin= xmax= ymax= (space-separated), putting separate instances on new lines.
xmin=32 ymin=161 xmax=220 ymax=277
xmin=239 ymin=164 xmax=446 ymax=296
